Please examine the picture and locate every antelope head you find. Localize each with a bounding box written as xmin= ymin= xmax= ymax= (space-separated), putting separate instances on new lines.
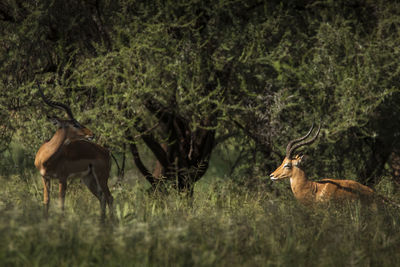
xmin=37 ymin=83 xmax=94 ymax=141
xmin=270 ymin=123 xmax=320 ymax=181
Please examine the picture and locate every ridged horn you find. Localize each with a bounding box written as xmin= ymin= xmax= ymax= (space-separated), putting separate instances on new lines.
xmin=285 ymin=122 xmax=314 ymax=158
xmin=37 ymin=82 xmax=76 ymax=121
xmin=287 ymin=123 xmax=321 ymax=159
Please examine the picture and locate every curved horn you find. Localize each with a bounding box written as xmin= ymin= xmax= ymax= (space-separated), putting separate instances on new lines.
xmin=285 ymin=122 xmax=314 ymax=157
xmin=37 ymin=82 xmax=76 ymax=121
xmin=288 ymin=123 xmax=321 ymax=158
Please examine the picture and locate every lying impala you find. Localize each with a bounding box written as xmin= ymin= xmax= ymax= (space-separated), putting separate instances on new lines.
xmin=34 ymin=84 xmax=113 ymax=219
xmin=270 ymin=124 xmax=375 ymax=204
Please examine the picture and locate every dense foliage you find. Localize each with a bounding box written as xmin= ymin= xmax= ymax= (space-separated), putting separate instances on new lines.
xmin=2 ymin=0 xmax=400 ymax=185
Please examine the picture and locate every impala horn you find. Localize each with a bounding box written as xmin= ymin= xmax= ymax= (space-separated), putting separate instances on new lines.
xmin=37 ymin=82 xmax=76 ymax=121
xmin=286 ymin=122 xmax=321 ymax=159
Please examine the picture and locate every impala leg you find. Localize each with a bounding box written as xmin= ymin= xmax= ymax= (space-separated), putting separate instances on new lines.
xmin=42 ymin=177 xmax=51 ymax=217
xmin=96 ymin=188 xmax=106 ymax=222
xmin=90 ymin=171 xmax=107 ymax=221
xmin=59 ymin=179 xmax=67 ymax=213
xmin=82 ymin=175 xmax=101 ymax=200
xmin=99 ymin=179 xmax=114 ymax=218
xmin=95 ymin=172 xmax=114 ymax=214
xmin=82 ymin=174 xmax=110 ymax=222
xmin=98 ymin=187 xmax=107 ymax=221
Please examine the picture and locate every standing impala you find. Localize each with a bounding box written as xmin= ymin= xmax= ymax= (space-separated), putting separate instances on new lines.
xmin=270 ymin=123 xmax=375 ymax=204
xmin=34 ymin=84 xmax=113 ymax=219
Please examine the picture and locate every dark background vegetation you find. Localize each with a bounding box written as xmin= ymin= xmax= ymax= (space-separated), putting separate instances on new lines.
xmin=2 ymin=0 xmax=400 ymax=188
xmin=2 ymin=0 xmax=400 ymax=266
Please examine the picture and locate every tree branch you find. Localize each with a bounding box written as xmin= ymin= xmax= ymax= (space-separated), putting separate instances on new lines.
xmin=214 ymin=132 xmax=238 ymax=147
xmin=233 ymin=118 xmax=266 ymax=144
xmin=127 ymin=134 xmax=157 ymax=187
xmin=233 ymin=118 xmax=272 ymax=157
xmin=134 ymin=118 xmax=170 ymax=168
xmin=144 ymin=98 xmax=171 ymax=125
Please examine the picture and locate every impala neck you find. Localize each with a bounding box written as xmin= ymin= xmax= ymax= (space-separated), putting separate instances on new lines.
xmin=289 ymin=167 xmax=314 ymax=199
xmin=50 ymin=127 xmax=68 ymax=145
xmin=44 ymin=127 xmax=69 ymax=162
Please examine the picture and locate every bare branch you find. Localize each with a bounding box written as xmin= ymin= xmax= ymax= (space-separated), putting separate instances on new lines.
xmin=132 ymin=121 xmax=160 ymax=139
xmin=127 ymin=134 xmax=157 ymax=187
xmin=134 ymin=119 xmax=169 ymax=168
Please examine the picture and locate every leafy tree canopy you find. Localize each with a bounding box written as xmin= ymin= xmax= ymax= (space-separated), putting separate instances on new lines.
xmin=1 ymin=0 xmax=400 ymax=188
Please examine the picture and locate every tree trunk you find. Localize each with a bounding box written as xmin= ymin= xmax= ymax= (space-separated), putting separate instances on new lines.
xmin=127 ymin=105 xmax=216 ymax=195
xmin=360 ymin=138 xmax=392 ymax=186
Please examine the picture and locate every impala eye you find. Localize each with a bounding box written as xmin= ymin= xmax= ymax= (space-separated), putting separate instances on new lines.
xmin=284 ymin=163 xmax=292 ymax=169
xmin=72 ymin=121 xmax=81 ymax=128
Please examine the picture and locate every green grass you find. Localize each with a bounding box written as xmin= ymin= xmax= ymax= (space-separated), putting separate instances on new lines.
xmin=1 ymin=171 xmax=400 ymax=266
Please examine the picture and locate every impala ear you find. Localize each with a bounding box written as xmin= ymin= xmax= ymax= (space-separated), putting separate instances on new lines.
xmin=47 ymin=116 xmax=61 ymax=126
xmin=294 ymin=153 xmax=307 ymax=167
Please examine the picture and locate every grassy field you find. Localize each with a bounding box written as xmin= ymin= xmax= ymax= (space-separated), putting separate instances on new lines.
xmin=1 ymin=168 xmax=400 ymax=267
